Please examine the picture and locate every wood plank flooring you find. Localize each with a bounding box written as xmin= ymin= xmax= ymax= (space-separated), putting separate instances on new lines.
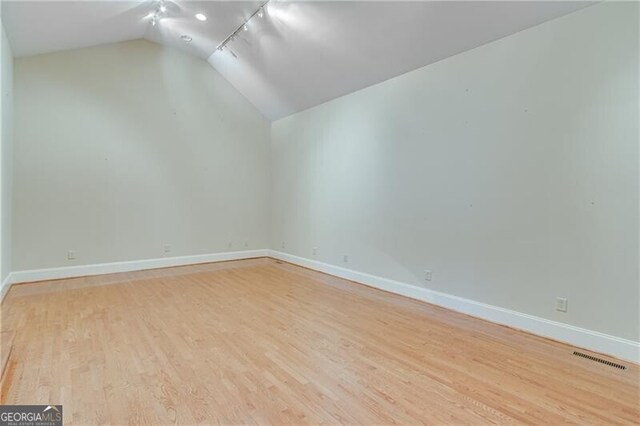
xmin=0 ymin=330 xmax=15 ymax=380
xmin=1 ymin=258 xmax=638 ymax=424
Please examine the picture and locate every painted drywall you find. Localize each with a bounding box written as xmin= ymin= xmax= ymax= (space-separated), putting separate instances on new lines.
xmin=270 ymin=3 xmax=639 ymax=341
xmin=0 ymin=12 xmax=14 ymax=284
xmin=13 ymin=39 xmax=270 ymax=270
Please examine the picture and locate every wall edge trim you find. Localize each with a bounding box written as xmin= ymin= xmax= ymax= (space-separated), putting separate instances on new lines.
xmin=268 ymin=250 xmax=640 ymax=364
xmin=9 ymin=249 xmax=269 ymax=285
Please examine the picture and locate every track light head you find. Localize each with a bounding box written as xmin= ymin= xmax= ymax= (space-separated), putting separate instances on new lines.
xmin=215 ymin=1 xmax=270 ymax=58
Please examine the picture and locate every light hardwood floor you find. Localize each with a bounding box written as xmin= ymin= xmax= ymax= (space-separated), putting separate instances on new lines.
xmin=1 ymin=258 xmax=638 ymax=424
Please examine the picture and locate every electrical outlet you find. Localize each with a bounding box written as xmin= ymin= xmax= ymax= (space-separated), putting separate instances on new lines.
xmin=343 ymin=255 xmax=349 ymax=263
xmin=163 ymin=244 xmax=171 ymax=255
xmin=228 ymin=241 xmax=233 ymax=249
xmin=244 ymin=241 xmax=249 ymax=248
xmin=556 ymin=297 xmax=568 ymax=312
xmin=67 ymin=250 xmax=76 ymax=260
xmin=312 ymin=247 xmax=318 ymax=256
xmin=424 ymin=270 xmax=432 ymax=281
xmin=281 ymin=242 xmax=286 ymax=249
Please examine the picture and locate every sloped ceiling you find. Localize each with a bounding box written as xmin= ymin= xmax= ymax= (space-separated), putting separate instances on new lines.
xmin=2 ymin=1 xmax=592 ymax=120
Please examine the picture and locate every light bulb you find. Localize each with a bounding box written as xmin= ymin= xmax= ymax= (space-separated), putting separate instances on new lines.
xmin=258 ymin=8 xmax=264 ymax=18
xmin=243 ymin=24 xmax=248 ymax=31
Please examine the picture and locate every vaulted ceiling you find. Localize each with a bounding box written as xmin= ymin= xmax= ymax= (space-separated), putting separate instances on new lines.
xmin=2 ymin=1 xmax=592 ymax=120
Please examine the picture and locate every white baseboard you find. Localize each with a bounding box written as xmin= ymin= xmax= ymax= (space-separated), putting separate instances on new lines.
xmin=9 ymin=249 xmax=269 ymax=286
xmin=0 ymin=273 xmax=13 ymax=304
xmin=5 ymin=248 xmax=638 ymax=363
xmin=268 ymin=250 xmax=640 ymax=364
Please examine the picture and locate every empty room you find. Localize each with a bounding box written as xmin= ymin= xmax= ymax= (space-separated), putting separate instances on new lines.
xmin=0 ymin=0 xmax=638 ymax=424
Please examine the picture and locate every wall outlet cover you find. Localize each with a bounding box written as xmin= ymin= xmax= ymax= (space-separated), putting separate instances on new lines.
xmin=556 ymin=297 xmax=568 ymax=312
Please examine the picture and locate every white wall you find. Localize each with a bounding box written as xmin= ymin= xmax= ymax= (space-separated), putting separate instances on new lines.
xmin=0 ymin=11 xmax=14 ymax=284
xmin=13 ymin=40 xmax=270 ymax=270
xmin=270 ymin=3 xmax=639 ymax=341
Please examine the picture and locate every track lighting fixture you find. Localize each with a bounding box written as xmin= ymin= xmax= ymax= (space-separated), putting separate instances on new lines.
xmin=148 ymin=0 xmax=268 ymax=51
xmin=214 ymin=0 xmax=270 ymax=57
xmin=149 ymin=0 xmax=167 ymax=27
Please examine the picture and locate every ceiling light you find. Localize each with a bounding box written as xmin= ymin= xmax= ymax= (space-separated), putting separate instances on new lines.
xmin=214 ymin=0 xmax=270 ymax=56
xmin=195 ymin=13 xmax=207 ymax=21
xmin=159 ymin=4 xmax=167 ymax=12
xmin=180 ymin=35 xmax=193 ymax=42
